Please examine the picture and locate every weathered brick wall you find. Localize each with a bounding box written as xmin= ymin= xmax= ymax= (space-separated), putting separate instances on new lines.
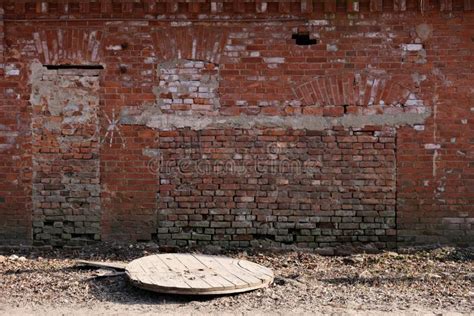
xmin=0 ymin=0 xmax=472 ymax=248
xmin=157 ymin=127 xmax=397 ymax=248
xmin=30 ymin=65 xmax=102 ymax=246
xmin=0 ymin=6 xmax=32 ymax=244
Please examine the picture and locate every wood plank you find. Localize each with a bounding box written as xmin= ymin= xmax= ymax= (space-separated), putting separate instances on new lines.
xmin=76 ymin=260 xmax=126 ymax=270
xmin=175 ymin=254 xmax=232 ymax=289
xmin=195 ymin=255 xmax=249 ymax=288
xmin=163 ymin=253 xmax=211 ymax=289
xmin=169 ymin=254 xmax=215 ymax=290
xmin=155 ymin=254 xmax=194 ymax=289
xmin=125 ymin=254 xmax=273 ymax=295
xmin=213 ymin=256 xmax=263 ymax=284
xmin=190 ymin=254 xmax=238 ymax=289
xmin=133 ymin=258 xmax=161 ymax=286
xmin=145 ymin=255 xmax=183 ymax=288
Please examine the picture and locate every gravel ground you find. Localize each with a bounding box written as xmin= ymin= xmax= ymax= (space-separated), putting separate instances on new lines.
xmin=0 ymin=244 xmax=473 ymax=315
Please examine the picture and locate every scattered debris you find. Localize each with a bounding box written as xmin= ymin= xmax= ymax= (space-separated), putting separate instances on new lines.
xmin=0 ymin=245 xmax=472 ymax=314
xmin=92 ymin=269 xmax=125 ymax=278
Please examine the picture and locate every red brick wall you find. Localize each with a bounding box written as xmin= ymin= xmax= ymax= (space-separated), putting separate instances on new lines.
xmin=0 ymin=0 xmax=472 ymax=248
xmin=0 ymin=6 xmax=32 ymax=244
xmin=157 ymin=127 xmax=397 ymax=248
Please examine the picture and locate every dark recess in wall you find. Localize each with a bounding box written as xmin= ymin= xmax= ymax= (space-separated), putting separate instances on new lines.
xmin=292 ymin=32 xmax=318 ymax=45
xmin=44 ymin=64 xmax=104 ymax=70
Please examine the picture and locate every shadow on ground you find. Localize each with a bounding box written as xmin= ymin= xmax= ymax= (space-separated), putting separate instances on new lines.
xmin=85 ymin=272 xmax=234 ymax=306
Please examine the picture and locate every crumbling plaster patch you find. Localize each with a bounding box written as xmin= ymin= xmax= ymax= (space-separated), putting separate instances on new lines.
xmin=28 ymin=60 xmax=102 ymax=246
xmin=121 ymin=64 xmax=431 ymax=131
xmin=29 ymin=61 xmax=99 ymax=125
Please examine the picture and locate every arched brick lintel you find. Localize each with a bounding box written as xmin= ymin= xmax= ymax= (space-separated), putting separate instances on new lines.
xmin=32 ymin=29 xmax=102 ymax=65
xmin=152 ymin=26 xmax=228 ymax=65
xmin=292 ymin=72 xmax=417 ymax=108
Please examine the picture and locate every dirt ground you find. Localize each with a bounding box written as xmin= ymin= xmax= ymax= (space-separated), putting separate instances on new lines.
xmin=0 ymin=244 xmax=472 ymax=315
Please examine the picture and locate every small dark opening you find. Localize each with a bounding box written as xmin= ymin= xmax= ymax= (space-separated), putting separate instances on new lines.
xmin=343 ymin=104 xmax=349 ymax=114
xmin=292 ymin=32 xmax=318 ymax=46
xmin=44 ymin=64 xmax=104 ymax=70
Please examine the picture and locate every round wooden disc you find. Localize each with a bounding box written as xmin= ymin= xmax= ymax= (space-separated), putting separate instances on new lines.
xmin=125 ymin=253 xmax=274 ymax=295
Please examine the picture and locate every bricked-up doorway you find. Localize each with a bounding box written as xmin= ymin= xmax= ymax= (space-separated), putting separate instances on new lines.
xmin=30 ymin=63 xmax=102 ymax=246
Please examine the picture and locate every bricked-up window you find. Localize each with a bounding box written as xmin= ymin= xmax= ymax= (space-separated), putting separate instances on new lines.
xmin=156 ymin=59 xmax=220 ymax=114
xmin=30 ymin=62 xmax=102 ymax=246
xmin=44 ymin=64 xmax=104 ymax=70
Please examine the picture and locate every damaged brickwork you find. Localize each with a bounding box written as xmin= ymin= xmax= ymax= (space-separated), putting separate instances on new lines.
xmin=29 ymin=62 xmax=101 ymax=246
xmin=0 ymin=0 xmax=473 ymax=248
xmin=155 ymin=59 xmax=221 ymax=114
xmin=156 ymin=127 xmax=397 ymax=248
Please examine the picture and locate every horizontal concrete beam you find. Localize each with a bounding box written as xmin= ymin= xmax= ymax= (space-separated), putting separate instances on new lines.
xmin=120 ymin=110 xmax=431 ymax=131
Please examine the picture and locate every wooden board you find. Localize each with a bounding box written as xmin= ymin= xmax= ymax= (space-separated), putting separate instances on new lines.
xmin=76 ymin=260 xmax=127 ymax=271
xmin=125 ymin=253 xmax=274 ymax=295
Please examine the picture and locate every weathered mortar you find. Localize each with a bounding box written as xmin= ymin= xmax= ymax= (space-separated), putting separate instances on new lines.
xmin=121 ymin=111 xmax=430 ymax=131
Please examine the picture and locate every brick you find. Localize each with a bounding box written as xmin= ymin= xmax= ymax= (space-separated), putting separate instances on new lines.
xmin=0 ymin=3 xmax=471 ymax=250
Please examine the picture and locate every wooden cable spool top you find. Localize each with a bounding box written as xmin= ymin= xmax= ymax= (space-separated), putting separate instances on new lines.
xmin=126 ymin=253 xmax=274 ymax=295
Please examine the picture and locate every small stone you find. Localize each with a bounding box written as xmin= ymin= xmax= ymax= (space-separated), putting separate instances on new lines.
xmin=335 ymin=246 xmax=355 ymax=256
xmin=315 ymin=247 xmax=334 ymax=256
xmin=465 ymin=273 xmax=474 ymax=281
xmin=359 ymin=270 xmax=372 ymax=279
xmin=203 ymin=245 xmax=222 ymax=254
xmin=426 ymin=273 xmax=442 ymax=279
xmin=343 ymin=255 xmax=364 ymax=265
xmin=9 ymin=255 xmax=19 ymax=261
xmin=0 ymin=255 xmax=6 ymax=263
xmin=274 ymin=277 xmax=287 ymax=286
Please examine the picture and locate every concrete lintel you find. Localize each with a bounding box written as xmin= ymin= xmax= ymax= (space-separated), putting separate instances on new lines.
xmin=120 ymin=110 xmax=431 ymax=131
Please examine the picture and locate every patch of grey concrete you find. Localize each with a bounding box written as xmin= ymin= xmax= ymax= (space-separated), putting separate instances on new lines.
xmin=121 ymin=110 xmax=431 ymax=131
